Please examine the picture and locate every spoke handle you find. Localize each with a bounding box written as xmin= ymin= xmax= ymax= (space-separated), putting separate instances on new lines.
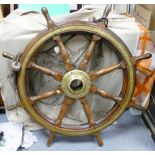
xmin=2 ymin=52 xmax=15 ymax=60
xmin=7 ymin=104 xmax=19 ymax=111
xmin=133 ymin=53 xmax=152 ymax=64
xmin=136 ymin=53 xmax=152 ymax=60
xmin=42 ymin=7 xmax=56 ymax=29
xmin=136 ymin=65 xmax=153 ymax=77
xmin=7 ymin=102 xmax=23 ymax=111
xmin=102 ymin=5 xmax=111 ymax=18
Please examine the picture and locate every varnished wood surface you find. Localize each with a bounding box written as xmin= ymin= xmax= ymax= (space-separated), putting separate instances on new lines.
xmin=79 ymin=34 xmax=101 ymax=71
xmin=29 ymin=62 xmax=63 ymax=82
xmin=53 ymin=35 xmax=74 ymax=71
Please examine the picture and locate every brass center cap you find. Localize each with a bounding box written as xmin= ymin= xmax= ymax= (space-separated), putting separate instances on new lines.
xmin=61 ymin=69 xmax=91 ymax=99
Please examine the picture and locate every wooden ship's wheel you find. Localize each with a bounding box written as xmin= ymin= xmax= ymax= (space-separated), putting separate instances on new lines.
xmin=2 ymin=6 xmax=152 ymax=146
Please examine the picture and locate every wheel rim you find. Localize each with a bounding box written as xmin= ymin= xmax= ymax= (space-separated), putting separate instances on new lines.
xmin=18 ymin=21 xmax=135 ymax=136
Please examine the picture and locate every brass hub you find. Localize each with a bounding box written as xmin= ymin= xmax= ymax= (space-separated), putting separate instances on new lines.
xmin=61 ymin=70 xmax=91 ymax=99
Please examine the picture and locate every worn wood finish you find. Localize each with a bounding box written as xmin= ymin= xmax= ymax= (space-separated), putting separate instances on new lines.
xmin=79 ymin=34 xmax=101 ymax=71
xmin=48 ymin=97 xmax=74 ymax=146
xmin=29 ymin=62 xmax=63 ymax=81
xmin=55 ymin=97 xmax=74 ymax=127
xmin=135 ymin=53 xmax=152 ymax=62
xmin=79 ymin=96 xmax=96 ymax=127
xmin=90 ymin=85 xmax=122 ymax=103
xmin=7 ymin=88 xmax=63 ymax=110
xmin=79 ymin=96 xmax=103 ymax=145
xmin=53 ymin=35 xmax=74 ymax=71
xmin=30 ymin=87 xmax=63 ymax=105
xmin=89 ymin=62 xmax=125 ymax=80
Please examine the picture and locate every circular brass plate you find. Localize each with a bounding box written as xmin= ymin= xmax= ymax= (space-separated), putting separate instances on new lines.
xmin=61 ymin=69 xmax=91 ymax=99
xmin=18 ymin=21 xmax=135 ymax=136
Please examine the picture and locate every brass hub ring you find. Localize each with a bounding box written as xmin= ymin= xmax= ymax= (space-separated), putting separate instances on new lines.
xmin=61 ymin=69 xmax=91 ymax=99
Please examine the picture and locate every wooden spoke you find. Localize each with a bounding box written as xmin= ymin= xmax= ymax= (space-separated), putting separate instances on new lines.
xmin=79 ymin=34 xmax=101 ymax=71
xmin=28 ymin=62 xmax=63 ymax=81
xmin=89 ymin=61 xmax=125 ymax=80
xmin=79 ymin=96 xmax=96 ymax=127
xmin=55 ymin=97 xmax=74 ymax=127
xmin=30 ymin=87 xmax=63 ymax=105
xmin=53 ymin=35 xmax=74 ymax=71
xmin=47 ymin=97 xmax=74 ymax=146
xmin=90 ymin=85 xmax=122 ymax=103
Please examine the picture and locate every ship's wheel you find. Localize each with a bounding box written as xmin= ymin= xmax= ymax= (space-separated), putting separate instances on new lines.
xmin=2 ymin=6 xmax=152 ymax=146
